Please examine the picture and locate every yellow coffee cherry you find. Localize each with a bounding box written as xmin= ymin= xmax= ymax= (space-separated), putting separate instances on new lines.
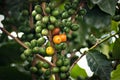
xmin=46 ymin=46 xmax=55 ymax=55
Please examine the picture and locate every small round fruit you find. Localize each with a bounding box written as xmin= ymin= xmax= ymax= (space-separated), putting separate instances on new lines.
xmin=63 ymin=59 xmax=70 ymax=66
xmin=42 ymin=16 xmax=49 ymax=24
xmin=41 ymin=29 xmax=49 ymax=36
xmin=24 ymin=49 xmax=32 ymax=56
xmin=39 ymin=47 xmax=46 ymax=56
xmin=32 ymin=47 xmax=39 ymax=54
xmin=59 ymin=34 xmax=67 ymax=42
xmin=24 ymin=42 xmax=31 ymax=48
xmin=46 ymin=46 xmax=55 ymax=55
xmin=36 ymin=61 xmax=44 ymax=68
xmin=35 ymin=14 xmax=42 ymax=20
xmin=52 ymin=27 xmax=60 ymax=35
xmin=30 ymin=66 xmax=38 ymax=73
xmin=56 ymin=59 xmax=63 ymax=67
xmin=45 ymin=7 xmax=51 ymax=14
xmin=37 ymin=37 xmax=46 ymax=46
xmin=32 ymin=10 xmax=37 ymax=16
xmin=42 ymin=62 xmax=50 ymax=69
xmin=60 ymin=66 xmax=69 ymax=72
xmin=35 ymin=26 xmax=42 ymax=33
xmin=48 ymin=24 xmax=54 ymax=30
xmin=62 ymin=11 xmax=69 ymax=18
xmin=71 ymin=24 xmax=80 ymax=31
xmin=52 ymin=67 xmax=59 ymax=73
xmin=50 ymin=16 xmax=57 ymax=23
xmin=31 ymin=39 xmax=37 ymax=48
xmin=44 ymin=69 xmax=51 ymax=76
xmin=20 ymin=53 xmax=26 ymax=60
xmin=52 ymin=9 xmax=60 ymax=16
xmin=53 ymin=35 xmax=62 ymax=44
xmin=60 ymin=73 xmax=67 ymax=79
xmin=34 ymin=5 xmax=42 ymax=13
xmin=22 ymin=10 xmax=29 ymax=16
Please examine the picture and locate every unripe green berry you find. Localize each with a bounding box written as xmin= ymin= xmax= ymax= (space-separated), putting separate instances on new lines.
xmin=32 ymin=10 xmax=37 ymax=16
xmin=50 ymin=16 xmax=57 ymax=23
xmin=48 ymin=24 xmax=54 ymax=30
xmin=35 ymin=14 xmax=42 ymax=21
xmin=30 ymin=66 xmax=38 ymax=73
xmin=42 ymin=16 xmax=49 ymax=24
xmin=34 ymin=5 xmax=42 ymax=13
xmin=41 ymin=29 xmax=49 ymax=36
xmin=35 ymin=26 xmax=42 ymax=33
xmin=37 ymin=37 xmax=46 ymax=46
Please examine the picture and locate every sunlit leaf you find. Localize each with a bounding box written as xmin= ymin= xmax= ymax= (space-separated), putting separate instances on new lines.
xmin=70 ymin=64 xmax=87 ymax=79
xmin=86 ymin=50 xmax=113 ymax=80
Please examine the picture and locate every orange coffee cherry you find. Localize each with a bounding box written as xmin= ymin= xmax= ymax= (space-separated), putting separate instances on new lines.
xmin=53 ymin=35 xmax=62 ymax=44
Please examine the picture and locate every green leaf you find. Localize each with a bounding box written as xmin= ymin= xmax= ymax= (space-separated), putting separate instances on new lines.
xmin=111 ymin=64 xmax=120 ymax=80
xmin=0 ymin=41 xmax=22 ymax=66
xmin=90 ymin=0 xmax=117 ymax=16
xmin=111 ymin=20 xmax=119 ymax=32
xmin=0 ymin=66 xmax=31 ymax=80
xmin=112 ymin=38 xmax=120 ymax=59
xmin=97 ymin=0 xmax=117 ymax=16
xmin=86 ymin=50 xmax=113 ymax=80
xmin=70 ymin=64 xmax=87 ymax=79
xmin=84 ymin=6 xmax=111 ymax=29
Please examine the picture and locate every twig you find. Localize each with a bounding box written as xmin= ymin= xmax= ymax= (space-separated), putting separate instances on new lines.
xmin=0 ymin=27 xmax=28 ymax=49
xmin=41 ymin=2 xmax=47 ymax=16
xmin=70 ymin=32 xmax=118 ymax=70
xmin=29 ymin=2 xmax=34 ymax=28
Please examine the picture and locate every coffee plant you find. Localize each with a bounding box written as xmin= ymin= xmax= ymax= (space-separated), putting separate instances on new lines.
xmin=0 ymin=0 xmax=120 ymax=80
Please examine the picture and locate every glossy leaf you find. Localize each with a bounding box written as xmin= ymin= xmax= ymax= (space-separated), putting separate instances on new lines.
xmin=70 ymin=64 xmax=87 ymax=79
xmin=86 ymin=50 xmax=113 ymax=80
xmin=84 ymin=6 xmax=111 ymax=29
xmin=112 ymin=38 xmax=120 ymax=59
xmin=90 ymin=0 xmax=117 ymax=15
xmin=0 ymin=41 xmax=22 ymax=66
xmin=111 ymin=64 xmax=120 ymax=80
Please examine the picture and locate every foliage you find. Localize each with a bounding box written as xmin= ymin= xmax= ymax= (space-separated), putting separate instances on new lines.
xmin=0 ymin=0 xmax=120 ymax=80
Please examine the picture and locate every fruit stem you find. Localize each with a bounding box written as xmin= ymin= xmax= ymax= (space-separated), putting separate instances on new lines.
xmin=29 ymin=2 xmax=34 ymax=28
xmin=41 ymin=2 xmax=47 ymax=16
xmin=70 ymin=32 xmax=119 ymax=70
xmin=0 ymin=27 xmax=28 ymax=49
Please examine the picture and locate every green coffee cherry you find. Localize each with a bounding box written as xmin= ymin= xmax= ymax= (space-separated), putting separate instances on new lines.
xmin=44 ymin=69 xmax=51 ymax=76
xmin=60 ymin=73 xmax=67 ymax=79
xmin=21 ymin=10 xmax=29 ymax=16
xmin=62 ymin=11 xmax=69 ymax=18
xmin=52 ymin=9 xmax=60 ymax=16
xmin=41 ymin=29 xmax=49 ymax=36
xmin=36 ymin=61 xmax=44 ymax=68
xmin=71 ymin=24 xmax=79 ymax=31
xmin=48 ymin=24 xmax=54 ymax=30
xmin=20 ymin=53 xmax=26 ymax=60
xmin=60 ymin=66 xmax=69 ymax=72
xmin=45 ymin=7 xmax=51 ymax=14
xmin=63 ymin=59 xmax=70 ymax=66
xmin=24 ymin=42 xmax=31 ymax=48
xmin=35 ymin=26 xmax=42 ymax=33
xmin=52 ymin=67 xmax=59 ymax=73
xmin=30 ymin=66 xmax=38 ymax=73
xmin=56 ymin=59 xmax=63 ymax=67
xmin=37 ymin=37 xmax=46 ymax=46
xmin=39 ymin=47 xmax=46 ymax=56
xmin=42 ymin=62 xmax=50 ymax=69
xmin=42 ymin=16 xmax=49 ymax=24
xmin=50 ymin=16 xmax=57 ymax=23
xmin=33 ymin=47 xmax=40 ymax=54
xmin=35 ymin=14 xmax=42 ymax=21
xmin=32 ymin=10 xmax=37 ymax=16
xmin=34 ymin=5 xmax=42 ymax=13
xmin=31 ymin=39 xmax=37 ymax=48
xmin=24 ymin=49 xmax=32 ymax=56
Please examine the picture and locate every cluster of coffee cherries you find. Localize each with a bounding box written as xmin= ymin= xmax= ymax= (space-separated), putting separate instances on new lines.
xmin=20 ymin=0 xmax=85 ymax=79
